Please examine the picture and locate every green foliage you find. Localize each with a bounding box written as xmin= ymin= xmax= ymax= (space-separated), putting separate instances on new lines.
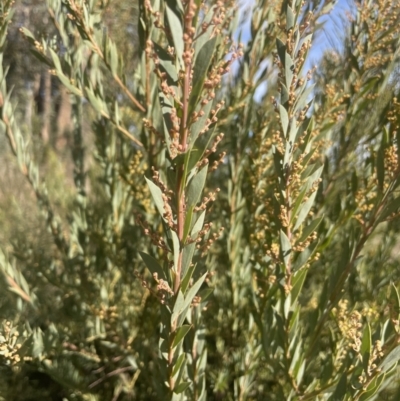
xmin=1 ymin=0 xmax=400 ymax=400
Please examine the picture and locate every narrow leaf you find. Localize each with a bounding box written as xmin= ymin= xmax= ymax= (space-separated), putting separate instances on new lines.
xmin=296 ymin=215 xmax=323 ymax=244
xmin=379 ymin=345 xmax=400 ymax=373
xmin=390 ymin=282 xmax=400 ymax=322
xmin=171 ymin=325 xmax=192 ymax=348
xmin=174 ymin=381 xmax=191 ymax=394
xmin=145 ymin=176 xmax=166 ymax=219
xmin=171 ymin=290 xmax=185 ymax=323
xmin=171 ymin=230 xmax=180 ymax=271
xmin=294 ymin=84 xmax=315 ymax=114
xmin=183 ymin=206 xmax=194 ymax=244
xmin=328 ymin=374 xmax=347 ymax=401
xmin=181 ymin=243 xmax=196 ymax=292
xmin=153 ymin=42 xmax=179 ymax=84
xmin=291 ymin=269 xmax=307 ymax=306
xmin=187 ymin=165 xmax=208 ymax=207
xmin=276 ymin=38 xmax=286 ymax=67
xmin=281 ymin=83 xmax=289 ymax=105
xmin=279 ymin=104 xmax=289 ymax=137
xmin=286 ymin=6 xmax=295 ymax=30
xmin=109 ymin=40 xmax=119 ymax=76
xmin=377 ymin=145 xmax=385 ymax=192
xmin=280 ymin=230 xmax=292 ymax=268
xmin=166 ymin=6 xmax=184 ymax=67
xmin=379 ymin=196 xmax=400 ymax=222
xmin=285 ymin=52 xmax=294 ymax=87
xmin=191 ymin=210 xmax=206 ymax=237
xmin=139 ymin=252 xmax=167 ymax=281
xmin=293 ymin=191 xmax=317 ymax=231
xmin=358 ymin=373 xmax=386 ymax=401
xmin=189 ymin=37 xmax=217 ymax=116
xmin=181 ymin=272 xmax=207 ymax=312
xmin=172 ymin=353 xmax=186 ymax=378
xmin=361 ymin=323 xmax=371 ymax=373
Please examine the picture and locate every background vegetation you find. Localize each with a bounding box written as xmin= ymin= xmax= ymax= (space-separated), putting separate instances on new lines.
xmin=1 ymin=0 xmax=400 ymax=400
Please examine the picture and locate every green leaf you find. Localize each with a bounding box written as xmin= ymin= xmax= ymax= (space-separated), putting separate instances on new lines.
xmin=289 ymin=339 xmax=302 ymax=373
xmin=171 ymin=290 xmax=185 ymax=323
xmin=49 ymin=47 xmax=62 ymax=72
xmin=284 ymin=292 xmax=291 ymax=319
xmin=31 ymin=328 xmax=44 ymax=359
xmin=288 ymin=116 xmax=298 ymax=145
xmin=166 ymin=6 xmax=184 ymax=68
xmin=296 ymin=359 xmax=306 ymax=387
xmin=305 ymin=164 xmax=324 ymax=191
xmin=194 ymin=4 xmax=214 ymax=55
xmin=283 ymin=137 xmax=293 ymax=167
xmin=189 ymin=37 xmax=217 ymax=116
xmin=191 ymin=210 xmax=205 ymax=237
xmin=380 ymin=319 xmax=392 ymax=343
xmin=377 ymin=127 xmax=389 ymax=191
xmin=294 ymin=84 xmax=315 ymax=114
xmin=289 ymin=304 xmax=300 ymax=331
xmin=171 ymin=229 xmax=181 ymax=272
xmin=291 ymin=269 xmax=307 ymax=306
xmin=139 ymin=252 xmax=167 ymax=281
xmin=379 ymin=345 xmax=400 ymax=373
xmin=188 ymin=124 xmax=217 ymax=170
xmin=181 ymin=272 xmax=207 ymax=312
xmin=109 ymin=40 xmax=119 ymax=76
xmin=273 ymin=145 xmax=284 ymax=180
xmin=358 ymin=373 xmax=386 ymax=401
xmin=286 ymin=6 xmax=295 ymax=30
xmin=153 ymin=42 xmax=178 ymax=85
xmin=183 ymin=206 xmax=194 ymax=244
xmin=361 ymin=323 xmax=371 ymax=373
xmin=279 ymin=104 xmax=289 ymax=137
xmin=293 ymin=191 xmax=317 ymax=231
xmin=86 ymin=87 xmax=108 ymax=116
xmin=328 ymin=373 xmax=347 ymax=401
xmin=172 ymin=290 xmax=185 ymax=313
xmin=280 ymin=230 xmax=292 ymax=269
xmin=379 ymin=196 xmax=400 ymax=222
xmin=296 ymin=215 xmax=324 ymax=244
xmin=30 ymin=49 xmax=52 ymax=67
xmin=298 ymin=118 xmax=314 ymax=152
xmin=174 ymin=381 xmax=191 ymax=394
xmin=57 ymin=72 xmax=82 ymax=97
xmin=19 ymin=26 xmax=35 ymax=41
xmin=190 ymin=100 xmax=213 ymax=144
xmin=171 ymin=325 xmax=192 ymax=348
xmin=274 ymin=310 xmax=286 ymax=349
xmin=284 ymin=52 xmax=294 ymax=87
xmin=276 ymin=38 xmax=286 ymax=68
xmin=181 ymin=242 xmax=196 ymax=292
xmin=172 ymin=353 xmax=186 ymax=378
xmin=390 ymin=282 xmax=400 ymax=322
xmin=187 ymin=165 xmax=208 ymax=207
xmin=145 ymin=176 xmax=166 ymax=219
xmin=198 ymin=287 xmax=213 ymax=303
xmin=290 ymin=186 xmax=308 ymax=225
xmin=281 ymin=83 xmax=289 ymax=105
xmin=377 ymin=143 xmax=385 ymax=192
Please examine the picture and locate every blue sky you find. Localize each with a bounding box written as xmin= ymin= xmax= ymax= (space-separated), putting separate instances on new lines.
xmin=309 ymin=0 xmax=354 ymax=64
xmin=236 ymin=0 xmax=353 ymax=63
xmin=234 ymin=0 xmax=354 ymax=100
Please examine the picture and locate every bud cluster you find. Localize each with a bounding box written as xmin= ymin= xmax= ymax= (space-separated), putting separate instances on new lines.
xmin=0 ymin=321 xmax=22 ymax=365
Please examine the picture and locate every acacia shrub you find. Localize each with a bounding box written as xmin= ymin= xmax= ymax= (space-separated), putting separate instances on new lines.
xmin=1 ymin=1 xmax=400 ymax=400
